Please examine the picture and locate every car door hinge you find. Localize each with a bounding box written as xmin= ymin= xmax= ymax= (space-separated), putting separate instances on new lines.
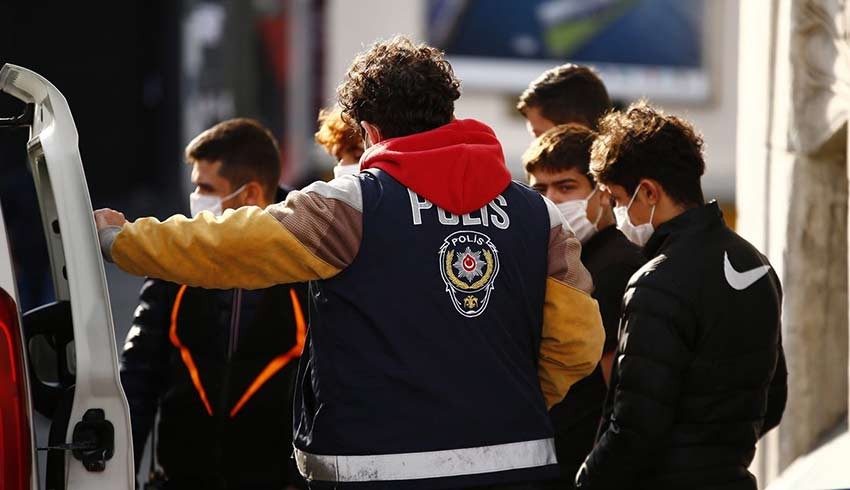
xmin=71 ymin=408 xmax=115 ymax=472
xmin=36 ymin=408 xmax=116 ymax=472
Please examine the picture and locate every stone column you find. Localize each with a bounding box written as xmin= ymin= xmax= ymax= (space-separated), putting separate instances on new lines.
xmin=737 ymin=0 xmax=850 ymax=487
xmin=784 ymin=0 xmax=849 ymax=467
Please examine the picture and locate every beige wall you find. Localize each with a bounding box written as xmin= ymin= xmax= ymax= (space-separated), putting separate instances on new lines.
xmin=323 ymin=0 xmax=739 ymax=203
xmin=737 ymin=0 xmax=850 ymax=487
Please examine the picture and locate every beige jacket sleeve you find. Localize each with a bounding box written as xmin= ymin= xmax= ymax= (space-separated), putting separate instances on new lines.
xmin=102 ymin=176 xmax=364 ymax=289
xmin=538 ymin=198 xmax=605 ymax=408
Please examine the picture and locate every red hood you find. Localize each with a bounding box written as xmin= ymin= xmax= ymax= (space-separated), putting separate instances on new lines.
xmin=361 ymin=119 xmax=511 ymax=215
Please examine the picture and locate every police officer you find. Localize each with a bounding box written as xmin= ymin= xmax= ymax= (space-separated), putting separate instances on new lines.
xmin=96 ymin=36 xmax=605 ymax=490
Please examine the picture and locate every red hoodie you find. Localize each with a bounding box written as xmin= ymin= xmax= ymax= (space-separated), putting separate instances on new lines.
xmin=360 ymin=118 xmax=512 ymax=216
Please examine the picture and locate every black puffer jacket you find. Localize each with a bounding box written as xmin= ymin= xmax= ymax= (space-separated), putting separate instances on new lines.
xmin=576 ymin=202 xmax=787 ymax=490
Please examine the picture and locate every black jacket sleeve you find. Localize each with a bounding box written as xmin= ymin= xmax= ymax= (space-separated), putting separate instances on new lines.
xmin=576 ymin=283 xmax=692 ymax=489
xmin=594 ymin=261 xmax=639 ymax=353
xmin=761 ymin=274 xmax=786 ymax=436
xmin=761 ymin=339 xmax=787 ymax=436
xmin=119 ymin=278 xmax=180 ymax=471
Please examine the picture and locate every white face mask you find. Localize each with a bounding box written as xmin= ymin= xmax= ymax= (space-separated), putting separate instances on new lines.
xmin=556 ymin=188 xmax=603 ymax=244
xmin=614 ymin=183 xmax=656 ymax=247
xmin=333 ymin=163 xmax=360 ymax=179
xmin=189 ymin=184 xmax=247 ymax=218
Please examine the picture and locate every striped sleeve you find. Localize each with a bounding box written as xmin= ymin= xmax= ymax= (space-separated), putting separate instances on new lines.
xmin=107 ymin=175 xmax=363 ymax=289
xmin=538 ymin=197 xmax=605 ymax=408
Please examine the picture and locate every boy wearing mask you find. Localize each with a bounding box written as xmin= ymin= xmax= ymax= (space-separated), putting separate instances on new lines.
xmin=576 ymin=103 xmax=786 ymax=490
xmin=523 ymin=124 xmax=644 ymax=488
xmin=120 ymin=118 xmax=307 ymax=490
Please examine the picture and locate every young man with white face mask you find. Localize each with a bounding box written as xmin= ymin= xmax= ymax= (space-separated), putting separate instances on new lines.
xmin=120 ymin=118 xmax=308 ymax=490
xmin=576 ymin=102 xmax=787 ymax=490
xmin=523 ymin=124 xmax=644 ymax=490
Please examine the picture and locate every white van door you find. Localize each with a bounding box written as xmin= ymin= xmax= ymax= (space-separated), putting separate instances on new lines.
xmin=0 ymin=64 xmax=134 ymax=490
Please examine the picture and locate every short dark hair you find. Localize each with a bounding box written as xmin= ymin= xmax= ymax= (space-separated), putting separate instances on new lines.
xmin=517 ymin=64 xmax=611 ymax=130
xmin=522 ymin=124 xmax=596 ymax=185
xmin=590 ymin=101 xmax=705 ymax=207
xmin=185 ymin=118 xmax=281 ymax=200
xmin=336 ymin=36 xmax=461 ymax=139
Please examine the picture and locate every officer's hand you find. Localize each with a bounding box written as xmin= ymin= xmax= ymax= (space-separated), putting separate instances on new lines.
xmin=94 ymin=208 xmax=128 ymax=230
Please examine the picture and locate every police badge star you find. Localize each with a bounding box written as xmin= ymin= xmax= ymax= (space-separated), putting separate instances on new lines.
xmin=438 ymin=231 xmax=500 ymax=318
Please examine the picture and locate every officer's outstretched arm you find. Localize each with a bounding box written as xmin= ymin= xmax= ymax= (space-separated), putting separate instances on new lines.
xmin=100 ymin=176 xmax=363 ymax=289
xmin=538 ymin=199 xmax=605 ymax=409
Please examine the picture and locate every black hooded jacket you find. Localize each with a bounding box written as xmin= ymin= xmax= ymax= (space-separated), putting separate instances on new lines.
xmin=576 ymin=202 xmax=787 ymax=490
xmin=120 ymin=188 xmax=308 ymax=489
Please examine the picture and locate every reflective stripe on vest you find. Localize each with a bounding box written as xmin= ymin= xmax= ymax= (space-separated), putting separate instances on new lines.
xmin=294 ymin=437 xmax=556 ymax=482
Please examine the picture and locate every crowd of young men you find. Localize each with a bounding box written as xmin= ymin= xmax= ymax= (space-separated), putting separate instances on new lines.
xmin=100 ymin=36 xmax=787 ymax=490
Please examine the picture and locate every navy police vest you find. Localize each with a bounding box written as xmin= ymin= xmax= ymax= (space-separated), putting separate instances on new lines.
xmin=294 ymin=170 xmax=558 ymax=489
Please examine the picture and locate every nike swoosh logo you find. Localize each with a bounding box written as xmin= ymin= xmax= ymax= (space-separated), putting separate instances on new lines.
xmin=724 ymin=251 xmax=771 ymax=290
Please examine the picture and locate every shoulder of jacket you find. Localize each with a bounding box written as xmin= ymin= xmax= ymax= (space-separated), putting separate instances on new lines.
xmin=508 ymin=180 xmax=552 ymax=208
xmin=628 ymin=252 xmax=694 ymax=309
xmin=298 ymin=174 xmax=364 ymax=212
xmin=509 ymin=179 xmax=536 ymax=193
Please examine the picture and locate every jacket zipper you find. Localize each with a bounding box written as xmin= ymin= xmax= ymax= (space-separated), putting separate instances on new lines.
xmin=211 ymin=288 xmax=243 ymax=485
xmin=227 ymin=288 xmax=242 ymax=359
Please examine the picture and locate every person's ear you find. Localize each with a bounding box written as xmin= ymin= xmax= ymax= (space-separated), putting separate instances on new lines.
xmin=641 ymin=179 xmax=661 ymax=206
xmin=597 ymin=187 xmax=613 ymax=210
xmin=361 ymin=121 xmax=383 ymax=147
xmin=242 ymin=181 xmax=266 ymax=207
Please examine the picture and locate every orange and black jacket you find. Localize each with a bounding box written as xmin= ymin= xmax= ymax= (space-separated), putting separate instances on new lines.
xmin=119 ymin=260 xmax=307 ymax=487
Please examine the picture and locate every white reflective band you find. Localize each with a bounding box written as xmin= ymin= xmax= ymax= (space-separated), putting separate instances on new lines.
xmin=295 ymin=437 xmax=556 ymax=482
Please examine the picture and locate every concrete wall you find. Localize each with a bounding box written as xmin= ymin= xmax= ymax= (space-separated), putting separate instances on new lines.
xmin=323 ymin=0 xmax=739 ymax=203
xmin=737 ymin=0 xmax=850 ymax=487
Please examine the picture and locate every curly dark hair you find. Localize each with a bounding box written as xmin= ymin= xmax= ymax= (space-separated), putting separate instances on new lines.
xmin=522 ymin=123 xmax=596 ymax=184
xmin=517 ymin=64 xmax=611 ymax=130
xmin=337 ymin=36 xmax=461 ymax=139
xmin=590 ymin=101 xmax=705 ymax=207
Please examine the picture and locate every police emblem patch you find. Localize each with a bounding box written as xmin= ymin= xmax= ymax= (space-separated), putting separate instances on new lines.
xmin=438 ymin=231 xmax=500 ymax=318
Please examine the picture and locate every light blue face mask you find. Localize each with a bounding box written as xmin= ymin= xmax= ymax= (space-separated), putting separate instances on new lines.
xmin=189 ymin=184 xmax=247 ymax=218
